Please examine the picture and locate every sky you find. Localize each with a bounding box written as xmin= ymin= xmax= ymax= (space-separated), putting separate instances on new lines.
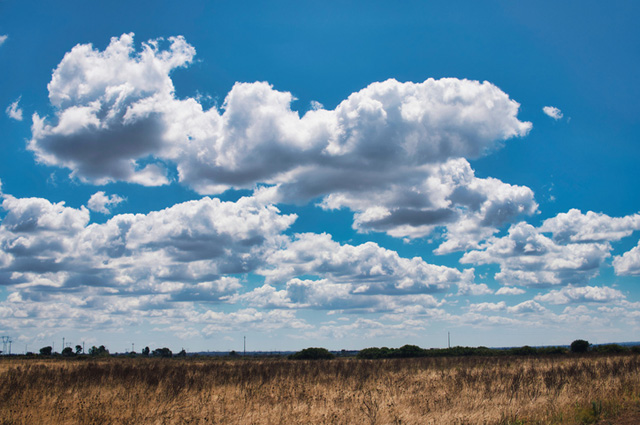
xmin=0 ymin=0 xmax=639 ymax=354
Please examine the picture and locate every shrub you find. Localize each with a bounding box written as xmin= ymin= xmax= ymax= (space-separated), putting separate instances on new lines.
xmin=288 ymin=347 xmax=334 ymax=360
xmin=39 ymin=346 xmax=52 ymax=356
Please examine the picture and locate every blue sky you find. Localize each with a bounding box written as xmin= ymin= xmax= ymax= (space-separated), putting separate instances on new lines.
xmin=1 ymin=0 xmax=639 ymax=354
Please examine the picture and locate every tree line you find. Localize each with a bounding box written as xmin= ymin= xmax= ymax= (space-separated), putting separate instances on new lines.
xmin=21 ymin=339 xmax=640 ymax=360
xmin=33 ymin=345 xmax=186 ymax=358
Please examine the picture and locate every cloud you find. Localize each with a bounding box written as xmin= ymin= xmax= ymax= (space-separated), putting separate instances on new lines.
xmin=29 ymin=33 xmax=195 ymax=186
xmin=260 ymin=232 xmax=474 ymax=296
xmin=540 ymin=209 xmax=640 ymax=243
xmin=29 ymin=33 xmax=534 ymax=250
xmin=314 ymin=157 xmax=538 ymax=252
xmin=0 ymin=35 xmax=6 ymax=47
xmin=507 ymin=300 xmax=546 ymax=314
xmin=456 ymin=281 xmax=493 ymax=296
xmin=201 ymin=308 xmax=310 ymax=335
xmin=6 ymin=97 xmax=23 ymax=121
xmin=461 ymin=222 xmax=612 ymax=287
xmin=0 ymin=191 xmax=473 ymax=323
xmin=613 ymin=240 xmax=640 ymax=276
xmin=468 ymin=301 xmax=506 ymax=312
xmin=87 ymin=191 xmax=125 ymax=214
xmin=0 ymin=193 xmax=296 ymax=301
xmin=542 ymin=106 xmax=563 ymax=120
xmin=31 ymin=34 xmax=531 ymax=191
xmin=237 ymin=232 xmax=475 ymax=312
xmin=534 ymin=286 xmax=625 ymax=305
xmin=496 ymin=286 xmax=525 ymax=295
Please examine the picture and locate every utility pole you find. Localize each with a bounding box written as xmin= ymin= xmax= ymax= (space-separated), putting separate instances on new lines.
xmin=448 ymin=331 xmax=451 ymax=349
xmin=62 ymin=337 xmax=65 ymax=351
xmin=132 ymin=343 xmax=134 ymax=353
xmin=244 ymin=336 xmax=246 ymax=356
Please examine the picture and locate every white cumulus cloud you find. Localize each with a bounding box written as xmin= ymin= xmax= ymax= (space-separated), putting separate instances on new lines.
xmin=87 ymin=191 xmax=125 ymax=214
xmin=28 ymin=33 xmax=535 ymax=250
xmin=6 ymin=97 xmax=23 ymax=121
xmin=496 ymin=286 xmax=526 ymax=295
xmin=461 ymin=222 xmax=612 ymax=287
xmin=260 ymin=232 xmax=474 ymax=296
xmin=0 ymin=35 xmax=7 ymax=46
xmin=613 ymin=240 xmax=640 ymax=276
xmin=542 ymin=106 xmax=563 ymax=120
xmin=540 ymin=209 xmax=640 ymax=243
xmin=0 ymin=193 xmax=296 ymax=302
xmin=534 ymin=286 xmax=625 ymax=305
xmin=507 ymin=300 xmax=546 ymax=314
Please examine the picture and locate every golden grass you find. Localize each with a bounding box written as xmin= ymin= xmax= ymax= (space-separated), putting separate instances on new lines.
xmin=1 ymin=354 xmax=639 ymax=424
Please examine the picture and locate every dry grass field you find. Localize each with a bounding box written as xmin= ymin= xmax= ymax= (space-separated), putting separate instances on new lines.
xmin=1 ymin=354 xmax=640 ymax=424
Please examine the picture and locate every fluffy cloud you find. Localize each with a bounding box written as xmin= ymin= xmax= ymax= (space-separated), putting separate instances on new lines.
xmin=468 ymin=301 xmax=506 ymax=312
xmin=260 ymin=232 xmax=474 ymax=295
xmin=0 ymin=35 xmax=6 ymax=47
xmin=461 ymin=222 xmax=611 ymax=287
xmin=534 ymin=286 xmax=625 ymax=305
xmin=496 ymin=286 xmax=525 ymax=295
xmin=29 ymin=33 xmax=195 ymax=186
xmin=542 ymin=106 xmax=563 ymax=120
xmin=6 ymin=97 xmax=23 ymax=121
xmin=507 ymin=300 xmax=546 ymax=314
xmin=29 ymin=33 xmax=535 ymax=250
xmin=233 ymin=232 xmax=475 ymax=312
xmin=200 ymin=308 xmax=310 ymax=335
xmin=468 ymin=299 xmax=547 ymax=315
xmin=87 ymin=191 xmax=125 ymax=214
xmin=0 ymin=194 xmax=295 ymax=302
xmin=314 ymin=157 xmax=537 ymax=251
xmin=0 ymin=191 xmax=478 ymax=323
xmin=31 ymin=34 xmax=531 ymax=192
xmin=613 ymin=240 xmax=640 ymax=276
xmin=540 ymin=209 xmax=640 ymax=243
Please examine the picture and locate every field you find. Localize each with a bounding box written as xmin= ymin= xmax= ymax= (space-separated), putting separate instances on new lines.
xmin=1 ymin=354 xmax=640 ymax=424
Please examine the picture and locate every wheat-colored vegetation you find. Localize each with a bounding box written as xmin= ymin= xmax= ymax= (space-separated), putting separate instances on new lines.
xmin=1 ymin=354 xmax=640 ymax=424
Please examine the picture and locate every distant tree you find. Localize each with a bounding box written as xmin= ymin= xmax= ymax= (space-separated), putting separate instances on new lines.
xmin=75 ymin=345 xmax=83 ymax=355
xmin=39 ymin=346 xmax=53 ymax=356
xmin=289 ymin=347 xmax=334 ymax=360
xmin=88 ymin=345 xmax=109 ymax=356
xmin=393 ymin=344 xmax=427 ymax=358
xmin=509 ymin=345 xmax=538 ymax=356
xmin=570 ymin=339 xmax=590 ymax=353
xmin=141 ymin=346 xmax=150 ymax=356
xmin=62 ymin=347 xmax=74 ymax=357
xmin=176 ymin=349 xmax=187 ymax=357
xmin=592 ymin=344 xmax=626 ymax=354
xmin=152 ymin=347 xmax=173 ymax=358
xmin=358 ymin=347 xmax=392 ymax=359
xmin=229 ymin=350 xmax=238 ymax=357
